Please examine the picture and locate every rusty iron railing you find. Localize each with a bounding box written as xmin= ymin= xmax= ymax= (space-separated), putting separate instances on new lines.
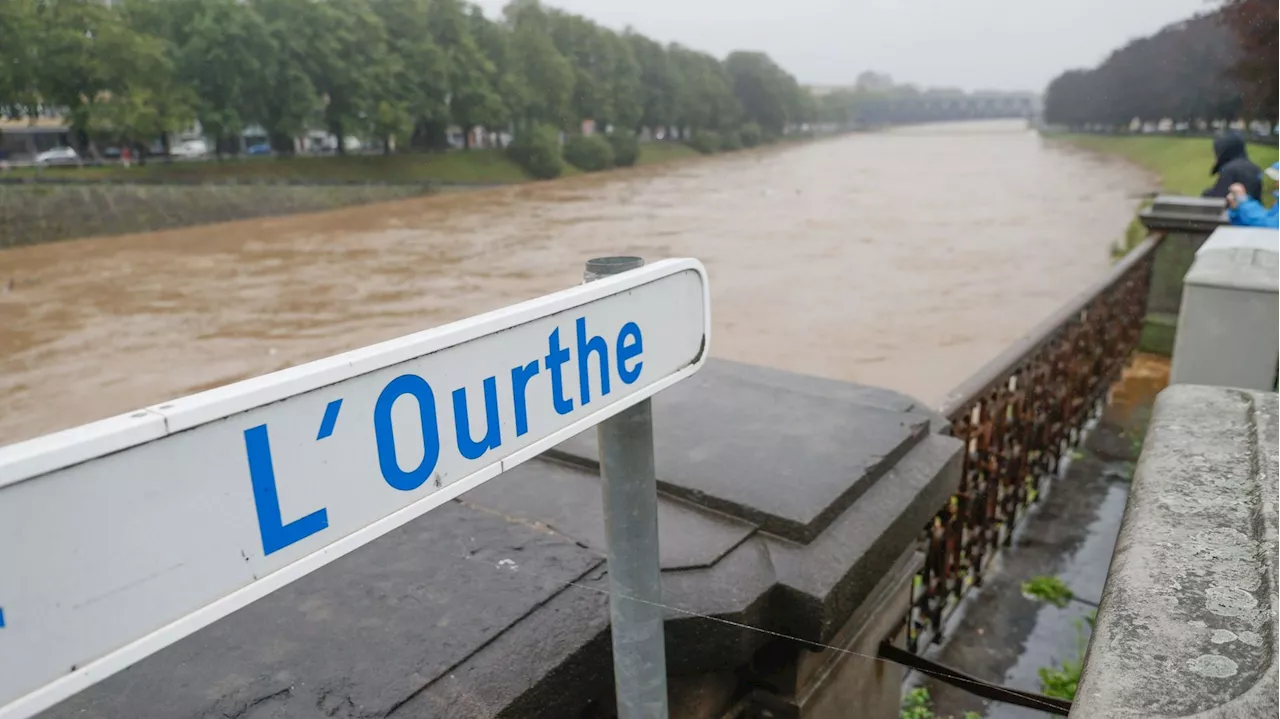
xmin=903 ymin=234 xmax=1162 ymax=653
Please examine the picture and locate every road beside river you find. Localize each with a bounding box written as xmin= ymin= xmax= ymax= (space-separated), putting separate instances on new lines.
xmin=0 ymin=121 xmax=1152 ymax=445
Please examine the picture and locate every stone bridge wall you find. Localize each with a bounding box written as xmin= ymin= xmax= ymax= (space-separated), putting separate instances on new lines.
xmin=41 ymin=359 xmax=963 ymax=719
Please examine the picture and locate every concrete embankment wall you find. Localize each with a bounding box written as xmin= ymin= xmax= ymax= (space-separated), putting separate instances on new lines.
xmin=0 ymin=182 xmax=431 ymax=248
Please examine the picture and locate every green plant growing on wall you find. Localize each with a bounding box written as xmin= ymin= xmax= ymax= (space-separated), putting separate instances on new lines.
xmin=900 ymin=688 xmax=981 ymax=719
xmin=1021 ymin=576 xmax=1074 ymax=608
xmin=1037 ymin=613 xmax=1095 ymax=701
xmin=1022 ymin=574 xmax=1099 ymax=701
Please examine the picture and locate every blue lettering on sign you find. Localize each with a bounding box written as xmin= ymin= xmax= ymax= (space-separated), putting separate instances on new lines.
xmin=616 ymin=322 xmax=644 ymax=384
xmin=242 ymin=317 xmax=647 ymax=548
xmin=316 ymin=399 xmax=343 ymax=440
xmin=510 ymin=360 xmax=541 ymax=437
xmin=453 ymin=377 xmax=502 ymax=460
xmin=0 ymin=607 xmax=5 ymax=628
xmin=576 ymin=317 xmax=611 ymax=405
xmin=245 ymin=424 xmax=330 ymax=555
xmin=374 ymin=374 xmax=442 ymax=491
xmin=545 ymin=328 xmax=574 ymax=415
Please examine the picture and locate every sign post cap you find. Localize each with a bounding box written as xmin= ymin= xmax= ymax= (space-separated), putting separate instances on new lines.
xmin=585 ymin=256 xmax=645 ymax=281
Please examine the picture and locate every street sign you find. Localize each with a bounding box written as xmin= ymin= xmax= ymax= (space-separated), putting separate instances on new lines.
xmin=0 ymin=259 xmax=709 ymax=719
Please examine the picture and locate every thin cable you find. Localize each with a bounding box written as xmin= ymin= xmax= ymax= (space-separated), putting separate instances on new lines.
xmin=415 ymin=530 xmax=1073 ymax=717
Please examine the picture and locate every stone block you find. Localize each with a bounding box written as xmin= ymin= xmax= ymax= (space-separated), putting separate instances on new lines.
xmin=1072 ymin=385 xmax=1278 ymax=718
xmin=37 ymin=361 xmax=963 ymax=719
xmin=554 ymin=359 xmax=938 ymax=542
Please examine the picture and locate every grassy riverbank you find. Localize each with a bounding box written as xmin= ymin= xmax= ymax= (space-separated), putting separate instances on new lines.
xmin=1055 ymin=134 xmax=1278 ymax=196
xmin=8 ymin=142 xmax=704 ymax=186
xmin=1050 ymin=134 xmax=1278 ymax=355
xmin=1051 ymin=134 xmax=1278 ymax=254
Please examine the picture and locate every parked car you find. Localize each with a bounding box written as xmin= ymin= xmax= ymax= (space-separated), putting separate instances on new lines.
xmin=246 ymin=142 xmax=272 ymax=156
xmin=34 ymin=146 xmax=80 ymax=166
xmin=170 ymin=139 xmax=209 ymax=158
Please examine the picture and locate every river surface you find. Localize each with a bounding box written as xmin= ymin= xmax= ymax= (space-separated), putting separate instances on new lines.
xmin=0 ymin=121 xmax=1151 ymax=445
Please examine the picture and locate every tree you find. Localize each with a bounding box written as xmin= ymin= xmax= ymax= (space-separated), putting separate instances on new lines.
xmin=1220 ymin=0 xmax=1277 ymax=124
xmin=668 ymin=45 xmax=738 ymax=133
xmin=370 ymin=0 xmax=449 ymax=150
xmin=627 ymin=32 xmax=681 ymax=133
xmin=724 ymin=51 xmax=803 ymax=136
xmin=1042 ymin=9 xmax=1253 ymax=131
xmin=131 ymin=0 xmax=276 ymax=156
xmin=816 ymin=89 xmax=860 ymax=128
xmin=316 ymin=0 xmax=392 ymax=153
xmin=371 ymin=99 xmax=412 ymax=153
xmin=34 ymin=0 xmax=186 ymax=154
xmin=503 ymin=3 xmax=574 ymax=129
xmin=0 ymin=0 xmax=41 ymax=119
xmin=543 ymin=11 xmax=641 ymax=132
xmin=5 ymin=0 xmax=840 ymax=161
xmin=251 ymin=0 xmax=321 ymax=153
xmin=432 ymin=0 xmax=506 ymax=148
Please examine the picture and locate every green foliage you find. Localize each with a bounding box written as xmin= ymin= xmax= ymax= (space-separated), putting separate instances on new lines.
xmin=669 ymin=45 xmax=739 ymax=131
xmin=506 ymin=124 xmax=563 ymax=179
xmin=1038 ymin=660 xmax=1082 ymax=701
xmin=1044 ymin=6 xmax=1276 ymax=128
xmin=371 ymin=0 xmax=450 ymax=140
xmin=562 ymin=133 xmax=614 ymax=172
xmin=506 ymin=18 xmax=575 ymax=128
xmin=900 ymin=688 xmax=981 ymax=719
xmin=1038 ymin=613 xmax=1094 ymax=701
xmin=724 ymin=51 xmax=806 ymax=136
xmin=371 ymin=100 xmax=412 ymax=152
xmin=606 ymin=131 xmax=639 ymax=167
xmin=0 ymin=0 xmax=848 ymax=166
xmin=718 ymin=129 xmax=742 ymax=151
xmin=900 ymin=688 xmax=934 ymax=719
xmin=687 ymin=130 xmax=720 ymax=154
xmin=0 ymin=0 xmax=41 ymax=118
xmin=1022 ymin=575 xmax=1075 ymax=608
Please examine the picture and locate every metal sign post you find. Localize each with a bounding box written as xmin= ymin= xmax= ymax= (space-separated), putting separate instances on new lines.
xmin=0 ymin=259 xmax=709 ymax=719
xmin=585 ymin=258 xmax=669 ymax=719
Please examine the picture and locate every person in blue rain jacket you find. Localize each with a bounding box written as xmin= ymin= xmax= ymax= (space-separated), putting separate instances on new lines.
xmin=1226 ymin=162 xmax=1279 ymax=229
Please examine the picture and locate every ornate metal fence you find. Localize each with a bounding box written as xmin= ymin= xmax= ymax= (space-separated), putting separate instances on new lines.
xmin=903 ymin=234 xmax=1162 ymax=653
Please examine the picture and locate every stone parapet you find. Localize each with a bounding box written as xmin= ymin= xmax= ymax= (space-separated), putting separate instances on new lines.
xmin=1072 ymin=385 xmax=1278 ymax=718
xmin=39 ymin=359 xmax=962 ymax=719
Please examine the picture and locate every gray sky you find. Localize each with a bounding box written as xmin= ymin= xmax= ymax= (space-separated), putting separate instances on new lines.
xmin=473 ymin=0 xmax=1212 ymax=93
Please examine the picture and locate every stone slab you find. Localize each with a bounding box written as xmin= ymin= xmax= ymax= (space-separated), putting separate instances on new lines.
xmin=39 ymin=501 xmax=603 ymax=719
xmin=464 ymin=457 xmax=755 ymax=570
xmin=1072 ymin=385 xmax=1278 ymax=718
xmin=765 ymin=433 xmax=962 ymax=641
xmin=555 ymin=358 xmax=932 ymax=542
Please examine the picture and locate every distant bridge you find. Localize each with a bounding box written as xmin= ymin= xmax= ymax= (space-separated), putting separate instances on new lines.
xmin=856 ymin=95 xmax=1038 ymax=125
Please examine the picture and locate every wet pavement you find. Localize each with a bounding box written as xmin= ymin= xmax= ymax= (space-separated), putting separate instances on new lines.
xmin=921 ymin=354 xmax=1170 ymax=718
xmin=0 ymin=120 xmax=1153 ymax=445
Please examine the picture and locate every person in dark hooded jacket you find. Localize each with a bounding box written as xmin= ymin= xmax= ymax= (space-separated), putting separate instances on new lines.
xmin=1202 ymin=132 xmax=1262 ymax=201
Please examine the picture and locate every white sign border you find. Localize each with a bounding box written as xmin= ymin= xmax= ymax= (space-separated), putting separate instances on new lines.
xmin=0 ymin=258 xmax=709 ymax=719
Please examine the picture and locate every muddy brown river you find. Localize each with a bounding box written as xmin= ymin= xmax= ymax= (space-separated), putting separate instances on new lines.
xmin=0 ymin=121 xmax=1150 ymax=445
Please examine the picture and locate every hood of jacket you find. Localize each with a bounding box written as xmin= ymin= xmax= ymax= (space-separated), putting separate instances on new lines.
xmin=1211 ymin=133 xmax=1248 ymax=175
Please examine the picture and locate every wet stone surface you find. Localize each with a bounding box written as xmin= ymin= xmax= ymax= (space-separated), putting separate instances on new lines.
xmin=1071 ymin=385 xmax=1278 ymax=719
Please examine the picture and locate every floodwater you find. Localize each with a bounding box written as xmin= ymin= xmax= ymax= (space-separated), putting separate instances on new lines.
xmin=0 ymin=120 xmax=1152 ymax=445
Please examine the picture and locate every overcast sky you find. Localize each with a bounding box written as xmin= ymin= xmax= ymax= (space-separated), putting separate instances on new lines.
xmin=473 ymin=0 xmax=1212 ymax=93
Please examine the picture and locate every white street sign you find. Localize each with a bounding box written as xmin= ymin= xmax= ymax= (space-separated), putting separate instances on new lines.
xmin=0 ymin=259 xmax=709 ymax=719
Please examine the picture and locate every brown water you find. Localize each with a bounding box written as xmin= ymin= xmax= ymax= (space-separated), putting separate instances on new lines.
xmin=0 ymin=121 xmax=1151 ymax=445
